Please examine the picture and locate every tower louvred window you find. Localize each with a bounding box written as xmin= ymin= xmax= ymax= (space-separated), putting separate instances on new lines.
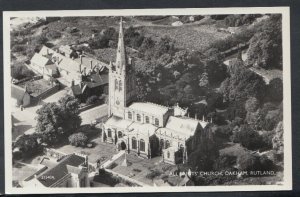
xmin=115 ymin=79 xmax=118 ymax=90
xmin=119 ymin=80 xmax=122 ymax=91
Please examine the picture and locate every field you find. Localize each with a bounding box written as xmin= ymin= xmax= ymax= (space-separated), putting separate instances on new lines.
xmin=140 ymin=23 xmax=229 ymax=51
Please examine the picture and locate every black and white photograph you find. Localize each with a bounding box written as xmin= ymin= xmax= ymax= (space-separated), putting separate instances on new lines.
xmin=3 ymin=7 xmax=292 ymax=194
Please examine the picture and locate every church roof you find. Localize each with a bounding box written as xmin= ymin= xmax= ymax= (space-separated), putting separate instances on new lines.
xmin=165 ymin=116 xmax=200 ymax=136
xmin=105 ymin=116 xmax=133 ymax=129
xmin=127 ymin=122 xmax=158 ymax=136
xmin=128 ymin=102 xmax=170 ymax=116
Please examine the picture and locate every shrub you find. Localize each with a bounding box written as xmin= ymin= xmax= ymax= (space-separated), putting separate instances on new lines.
xmin=46 ymin=30 xmax=62 ymax=39
xmin=237 ymin=153 xmax=261 ymax=172
xmin=11 ymin=45 xmax=26 ymax=53
xmin=11 ymin=63 xmax=35 ymax=80
xmin=233 ymin=124 xmax=263 ymax=150
xmin=14 ymin=134 xmax=41 ymax=159
xmin=86 ymin=95 xmax=99 ymax=105
xmin=68 ymin=132 xmax=88 ymax=147
xmin=146 ymin=169 xmax=162 ymax=180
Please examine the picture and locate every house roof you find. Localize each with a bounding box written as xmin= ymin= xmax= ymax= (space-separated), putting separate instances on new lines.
xmin=74 ymin=55 xmax=109 ymax=71
xmin=165 ymin=116 xmax=200 ymax=136
xmin=39 ymin=45 xmax=81 ymax=74
xmin=128 ymin=102 xmax=170 ymax=116
xmin=85 ymin=73 xmax=108 ymax=88
xmin=31 ymin=53 xmax=50 ymax=67
xmin=11 ymin=84 xmax=27 ymax=101
xmin=37 ymin=154 xmax=85 ymax=187
xmin=59 ymin=45 xmax=74 ymax=55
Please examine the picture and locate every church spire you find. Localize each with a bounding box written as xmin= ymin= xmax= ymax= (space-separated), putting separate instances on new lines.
xmin=116 ymin=17 xmax=127 ymax=74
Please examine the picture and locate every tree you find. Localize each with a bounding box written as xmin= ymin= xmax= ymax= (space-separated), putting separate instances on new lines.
xmin=34 ymin=34 xmax=48 ymax=45
xmin=11 ymin=63 xmax=35 ymax=80
xmin=237 ymin=153 xmax=261 ymax=171
xmin=58 ymin=95 xmax=82 ymax=134
xmin=68 ymin=132 xmax=88 ymax=147
xmin=245 ymin=97 xmax=259 ymax=113
xmin=246 ymin=15 xmax=282 ymax=70
xmin=187 ymin=126 xmax=219 ymax=171
xmin=89 ymin=35 xmax=109 ymax=49
xmin=14 ymin=134 xmax=41 ymax=158
xmin=86 ymin=95 xmax=99 ymax=105
xmin=35 ymin=103 xmax=64 ymax=145
xmin=233 ymin=124 xmax=263 ymax=150
xmin=265 ymin=78 xmax=283 ymax=102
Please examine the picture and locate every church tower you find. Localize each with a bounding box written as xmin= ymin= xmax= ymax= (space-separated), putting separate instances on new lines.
xmin=108 ymin=17 xmax=136 ymax=118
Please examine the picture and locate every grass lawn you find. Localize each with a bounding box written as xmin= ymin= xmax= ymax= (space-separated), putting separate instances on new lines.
xmin=112 ymin=153 xmax=176 ymax=185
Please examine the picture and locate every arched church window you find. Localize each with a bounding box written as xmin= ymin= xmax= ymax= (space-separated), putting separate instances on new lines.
xmin=137 ymin=114 xmax=141 ymax=122
xmin=155 ymin=118 xmax=159 ymax=126
xmin=128 ymin=112 xmax=132 ymax=120
xmin=165 ymin=140 xmax=170 ymax=149
xmin=118 ymin=131 xmax=123 ymax=138
xmin=132 ymin=137 xmax=137 ymax=149
xmin=107 ymin=129 xmax=112 ymax=138
xmin=119 ymin=80 xmax=122 ymax=91
xmin=115 ymin=79 xmax=118 ymax=90
xmin=145 ymin=116 xmax=150 ymax=124
xmin=140 ymin=139 xmax=145 ymax=152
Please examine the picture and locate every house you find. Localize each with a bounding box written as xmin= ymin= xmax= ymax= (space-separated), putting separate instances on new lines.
xmin=22 ymin=153 xmax=90 ymax=188
xmin=29 ymin=45 xmax=108 ymax=86
xmin=70 ymin=68 xmax=109 ymax=102
xmin=29 ymin=53 xmax=59 ymax=80
xmin=102 ymin=18 xmax=211 ymax=165
xmin=11 ymin=84 xmax=31 ymax=107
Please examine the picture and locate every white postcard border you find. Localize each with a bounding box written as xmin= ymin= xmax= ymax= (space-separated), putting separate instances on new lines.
xmin=3 ymin=7 xmax=292 ymax=194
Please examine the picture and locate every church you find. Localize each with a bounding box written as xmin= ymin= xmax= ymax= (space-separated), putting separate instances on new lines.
xmin=102 ymin=18 xmax=210 ymax=165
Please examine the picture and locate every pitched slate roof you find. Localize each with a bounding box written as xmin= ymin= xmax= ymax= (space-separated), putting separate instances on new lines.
xmin=85 ymin=73 xmax=108 ymax=88
xmin=31 ymin=53 xmax=50 ymax=67
xmin=165 ymin=116 xmax=200 ymax=136
xmin=37 ymin=154 xmax=85 ymax=187
xmin=127 ymin=122 xmax=158 ymax=136
xmin=128 ymin=102 xmax=170 ymax=116
xmin=39 ymin=46 xmax=81 ymax=74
